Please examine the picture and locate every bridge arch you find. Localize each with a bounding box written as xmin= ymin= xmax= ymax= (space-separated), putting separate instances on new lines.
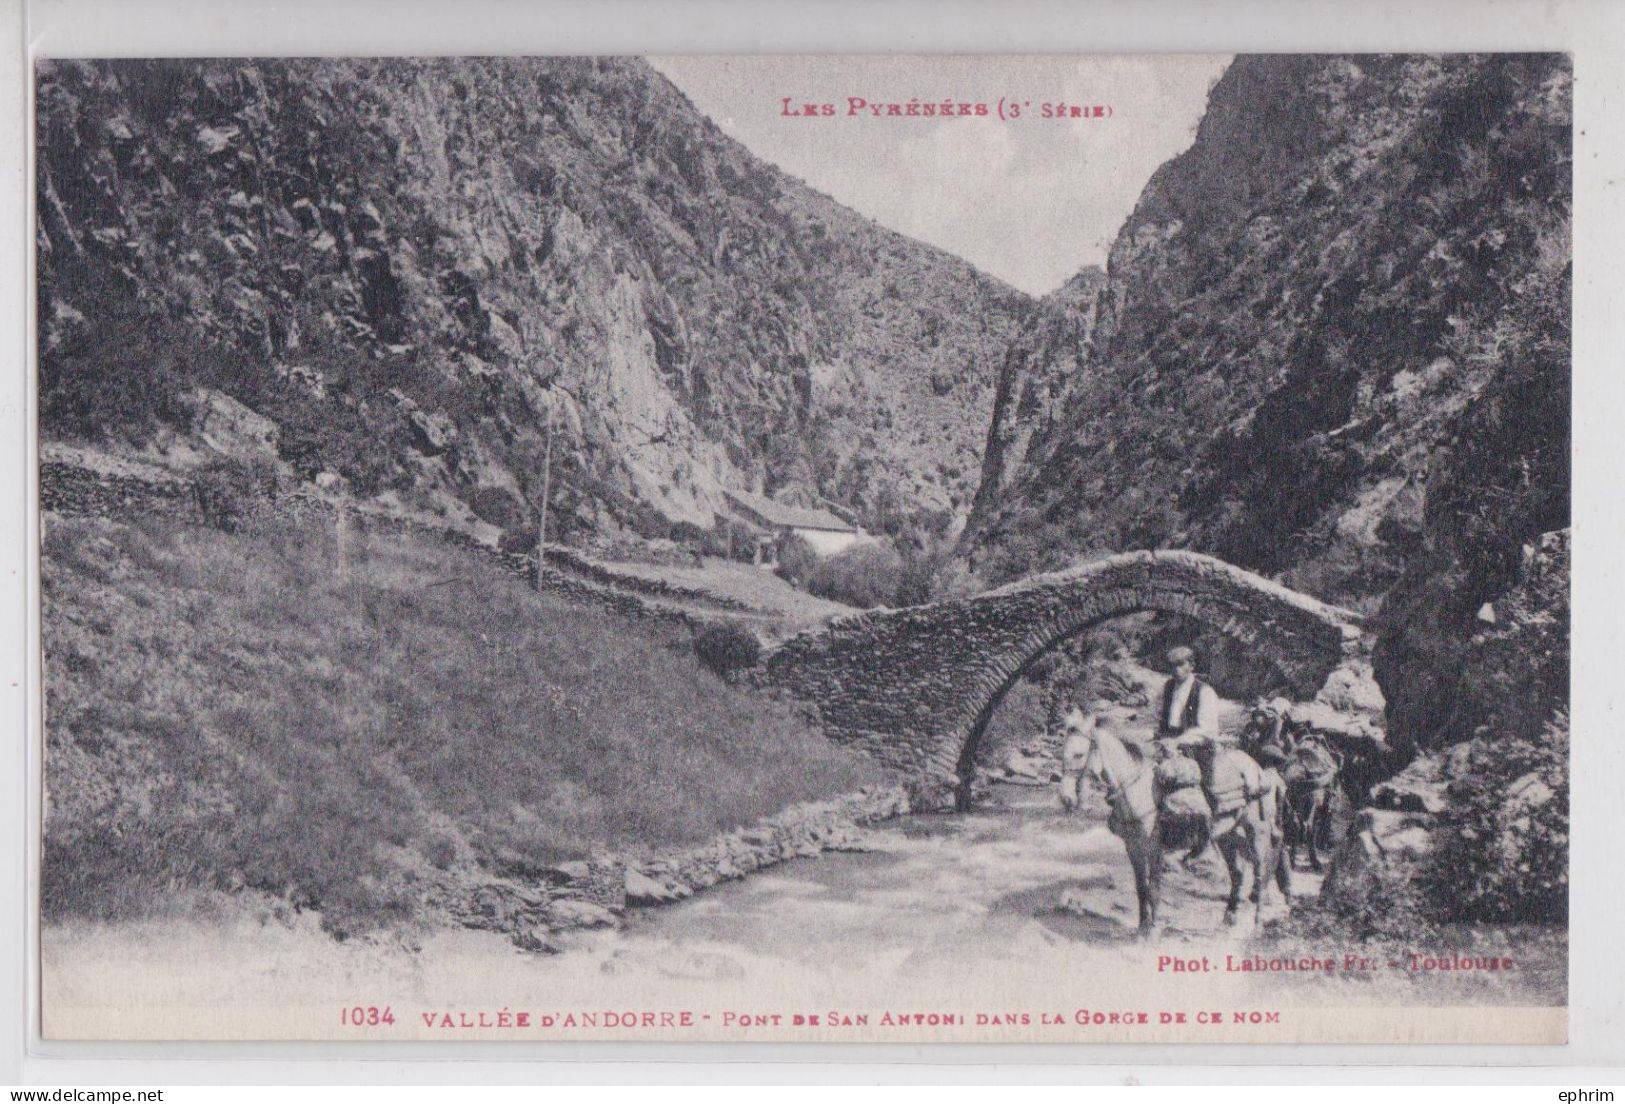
xmin=756 ymin=550 xmax=1366 ymax=806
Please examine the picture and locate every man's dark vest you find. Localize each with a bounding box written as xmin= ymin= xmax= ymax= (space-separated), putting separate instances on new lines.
xmin=1158 ymin=676 xmax=1207 ymax=738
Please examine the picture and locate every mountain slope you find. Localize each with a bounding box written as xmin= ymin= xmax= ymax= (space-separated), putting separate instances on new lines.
xmin=964 ymin=265 xmax=1105 ymax=531
xmin=37 ymin=57 xmax=1028 ymax=544
xmin=959 ymin=53 xmax=1569 ymax=753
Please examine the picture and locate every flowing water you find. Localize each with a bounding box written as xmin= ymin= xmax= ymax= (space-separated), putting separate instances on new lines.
xmin=42 ymin=783 xmax=1565 ymax=1041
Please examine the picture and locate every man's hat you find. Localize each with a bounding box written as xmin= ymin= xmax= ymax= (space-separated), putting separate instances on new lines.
xmin=1166 ymin=645 xmax=1196 ymax=665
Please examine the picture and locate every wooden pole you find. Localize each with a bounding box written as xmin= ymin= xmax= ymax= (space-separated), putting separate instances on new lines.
xmin=535 ymin=396 xmax=555 ymax=592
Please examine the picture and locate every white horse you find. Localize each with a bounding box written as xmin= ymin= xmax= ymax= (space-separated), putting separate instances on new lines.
xmin=1058 ymin=707 xmax=1287 ymax=933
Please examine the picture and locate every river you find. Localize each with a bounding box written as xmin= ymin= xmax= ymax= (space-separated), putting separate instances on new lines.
xmin=620 ymin=781 xmax=1239 ymax=964
xmin=41 ymin=783 xmax=1566 ymax=1042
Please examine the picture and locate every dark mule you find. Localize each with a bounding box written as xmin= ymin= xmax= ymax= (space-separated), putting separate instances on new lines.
xmin=1282 ymin=729 xmax=1342 ymax=871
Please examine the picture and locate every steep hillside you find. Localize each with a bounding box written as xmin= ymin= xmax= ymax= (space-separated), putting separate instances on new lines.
xmin=962 ymin=54 xmax=1568 ymax=605
xmin=965 ymin=265 xmax=1105 ymax=528
xmin=37 ymin=57 xmax=1027 ymax=546
xmin=959 ymin=54 xmax=1569 ymax=752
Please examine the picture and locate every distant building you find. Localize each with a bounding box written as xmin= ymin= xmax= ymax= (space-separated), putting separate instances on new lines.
xmin=722 ymin=488 xmax=870 ymax=566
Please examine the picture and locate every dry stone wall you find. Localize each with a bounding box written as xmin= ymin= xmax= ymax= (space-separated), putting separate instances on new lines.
xmin=41 ymin=457 xmax=203 ymax=523
xmin=758 ymin=550 xmax=1364 ymax=803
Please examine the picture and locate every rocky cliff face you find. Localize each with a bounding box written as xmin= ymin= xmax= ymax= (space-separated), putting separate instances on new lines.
xmin=959 ymin=54 xmax=1570 ymax=756
xmin=965 ymin=266 xmax=1104 ymax=529
xmin=38 ymin=57 xmax=1027 ymax=544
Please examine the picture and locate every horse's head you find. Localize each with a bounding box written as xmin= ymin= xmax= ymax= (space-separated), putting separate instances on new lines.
xmin=1056 ymin=707 xmax=1098 ymax=812
xmin=1059 ymin=705 xmax=1094 ymax=765
xmin=1061 ymin=706 xmax=1117 ymax=782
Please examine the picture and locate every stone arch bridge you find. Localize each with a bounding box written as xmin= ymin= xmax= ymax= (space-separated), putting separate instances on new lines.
xmin=755 ymin=550 xmax=1367 ymax=806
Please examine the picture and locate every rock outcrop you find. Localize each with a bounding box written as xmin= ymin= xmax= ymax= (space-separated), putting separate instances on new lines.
xmin=38 ymin=58 xmax=1027 ymax=547
xmin=958 ymin=53 xmax=1568 ymax=736
xmin=451 ymin=785 xmax=910 ymax=951
xmin=960 ymin=54 xmax=1569 ymax=638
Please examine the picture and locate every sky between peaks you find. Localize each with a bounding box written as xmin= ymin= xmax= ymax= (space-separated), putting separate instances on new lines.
xmin=651 ymin=54 xmax=1233 ymax=297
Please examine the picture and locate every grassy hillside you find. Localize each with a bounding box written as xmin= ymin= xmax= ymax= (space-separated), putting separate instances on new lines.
xmin=42 ymin=510 xmax=877 ymax=937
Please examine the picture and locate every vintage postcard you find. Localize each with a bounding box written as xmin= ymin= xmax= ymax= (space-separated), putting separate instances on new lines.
xmin=34 ymin=53 xmax=1570 ymax=1043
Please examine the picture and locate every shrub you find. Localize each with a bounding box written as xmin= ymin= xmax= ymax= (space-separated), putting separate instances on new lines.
xmin=191 ymin=455 xmax=280 ymax=533
xmin=774 ymin=532 xmax=819 ymax=587
xmin=498 ymin=524 xmax=539 ymax=556
xmin=974 ymin=677 xmax=1050 ymax=768
xmin=1423 ymin=709 xmax=1569 ymax=924
xmin=699 ymin=517 xmax=759 ymax=563
xmin=692 ymin=622 xmax=763 ymax=677
xmin=803 ymin=540 xmax=904 ymax=609
xmin=39 ymin=288 xmax=196 ymax=444
xmin=467 ymin=484 xmax=528 ymax=531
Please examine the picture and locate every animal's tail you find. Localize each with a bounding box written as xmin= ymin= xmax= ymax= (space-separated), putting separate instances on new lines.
xmin=1270 ymin=776 xmax=1293 ymax=897
xmin=1275 ymin=842 xmax=1292 ymax=896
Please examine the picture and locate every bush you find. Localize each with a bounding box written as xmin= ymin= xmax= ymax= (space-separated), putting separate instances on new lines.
xmin=774 ymin=532 xmax=819 ymax=587
xmin=191 ymin=455 xmax=281 ymax=533
xmin=692 ymin=622 xmax=763 ymax=677
xmin=1423 ymin=710 xmax=1569 ymax=924
xmin=802 ymin=541 xmax=905 ymax=609
xmin=39 ymin=288 xmax=196 ymax=444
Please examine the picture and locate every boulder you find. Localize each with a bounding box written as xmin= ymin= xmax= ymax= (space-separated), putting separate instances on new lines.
xmin=625 ymin=867 xmax=690 ymax=907
xmin=543 ymin=899 xmax=618 ymax=930
xmin=186 ymin=388 xmax=280 ymax=462
xmin=1319 ymin=807 xmax=1434 ymax=916
xmin=1370 ymin=753 xmax=1448 ymax=815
